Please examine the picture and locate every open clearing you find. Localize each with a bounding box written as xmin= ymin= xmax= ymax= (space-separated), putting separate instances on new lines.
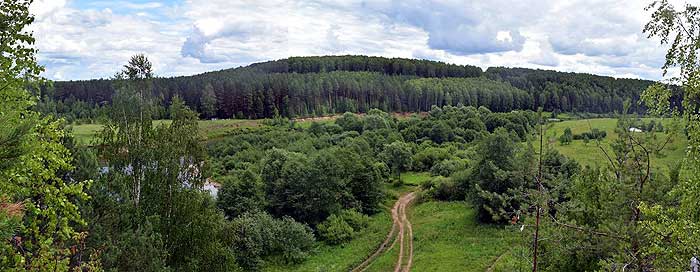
xmin=541 ymin=118 xmax=686 ymax=170
xmin=352 ymin=192 xmax=417 ymax=272
xmin=407 ymin=201 xmax=518 ymax=271
xmin=356 ymin=200 xmax=518 ymax=272
xmin=70 ymin=119 xmax=260 ymax=144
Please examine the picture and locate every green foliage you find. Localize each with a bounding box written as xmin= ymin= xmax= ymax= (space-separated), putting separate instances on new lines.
xmin=363 ymin=110 xmax=393 ymax=131
xmin=422 ymin=177 xmax=462 ymax=201
xmin=486 ymin=67 xmax=661 ymax=114
xmin=202 ymin=106 xmax=564 ymax=269
xmin=558 ymin=127 xmax=573 ymax=145
xmin=531 ymin=107 xmax=675 ymax=271
xmin=99 ymin=218 xmax=169 ymax=271
xmin=380 ymin=141 xmax=413 ymax=179
xmin=217 ymin=170 xmax=265 ymax=218
xmin=81 ymin=56 xmax=237 ymax=271
xmin=317 ymin=210 xmax=369 ymax=245
xmin=336 ymin=112 xmax=364 ymax=132
xmin=317 ymin=214 xmax=354 ymax=245
xmin=412 ymin=147 xmax=451 ymax=171
xmin=572 ymin=128 xmax=607 ymax=140
xmin=200 ymin=83 xmax=218 ymax=118
xmin=637 ymin=1 xmax=700 ymax=269
xmin=337 ymin=210 xmax=370 ymax=231
xmin=262 ymin=149 xmax=343 ymax=225
xmin=229 ymin=211 xmax=314 ymax=269
xmin=0 ymin=1 xmax=92 ymax=270
xmin=465 ymin=128 xmax=525 ymax=223
xmin=43 ymin=52 xmax=663 ymax=122
xmin=430 ymin=158 xmax=468 ymax=177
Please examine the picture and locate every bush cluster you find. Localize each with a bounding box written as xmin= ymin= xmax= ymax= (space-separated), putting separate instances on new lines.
xmin=317 ymin=210 xmax=370 ymax=245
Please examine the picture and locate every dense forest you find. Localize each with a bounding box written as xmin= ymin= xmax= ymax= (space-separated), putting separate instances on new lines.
xmin=38 ymin=55 xmax=679 ymax=123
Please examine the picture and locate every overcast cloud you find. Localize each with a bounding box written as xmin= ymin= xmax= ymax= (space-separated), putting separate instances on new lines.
xmin=29 ymin=0 xmax=685 ymax=81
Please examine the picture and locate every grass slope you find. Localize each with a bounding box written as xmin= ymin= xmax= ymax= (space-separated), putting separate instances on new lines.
xmin=541 ymin=118 xmax=685 ymax=170
xmin=407 ymin=201 xmax=517 ymax=272
xmin=70 ymin=119 xmax=261 ymax=144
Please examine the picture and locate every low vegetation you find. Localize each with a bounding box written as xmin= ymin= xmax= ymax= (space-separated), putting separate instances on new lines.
xmin=544 ymin=118 xmax=685 ymax=168
xmin=409 ymin=202 xmax=517 ymax=271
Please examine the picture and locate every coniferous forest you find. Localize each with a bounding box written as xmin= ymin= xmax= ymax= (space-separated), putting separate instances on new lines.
xmin=39 ymin=55 xmax=682 ymax=123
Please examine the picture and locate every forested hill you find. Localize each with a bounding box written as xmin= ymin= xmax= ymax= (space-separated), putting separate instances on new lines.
xmin=485 ymin=67 xmax=682 ymax=114
xmin=41 ymin=55 xmax=668 ymax=121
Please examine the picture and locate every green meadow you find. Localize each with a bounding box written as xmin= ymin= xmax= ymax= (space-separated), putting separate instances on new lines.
xmin=69 ymin=119 xmax=261 ymax=144
xmin=539 ymin=118 xmax=686 ymax=170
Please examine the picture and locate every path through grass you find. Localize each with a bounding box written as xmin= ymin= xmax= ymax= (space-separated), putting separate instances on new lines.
xmin=408 ymin=201 xmax=518 ymax=271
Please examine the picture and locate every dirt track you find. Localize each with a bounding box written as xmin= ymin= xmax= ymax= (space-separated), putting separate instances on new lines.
xmin=352 ymin=192 xmax=416 ymax=272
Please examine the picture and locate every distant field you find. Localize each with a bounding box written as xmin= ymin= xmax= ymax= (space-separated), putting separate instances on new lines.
xmin=68 ymin=112 xmax=421 ymax=144
xmin=540 ymin=118 xmax=686 ymax=170
xmin=71 ymin=124 xmax=104 ymax=145
xmin=70 ymin=119 xmax=262 ymax=144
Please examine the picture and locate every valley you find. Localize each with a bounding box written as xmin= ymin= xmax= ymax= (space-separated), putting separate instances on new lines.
xmin=4 ymin=1 xmax=700 ymax=270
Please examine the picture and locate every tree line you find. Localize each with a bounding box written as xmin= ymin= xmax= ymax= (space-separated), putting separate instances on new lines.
xmin=485 ymin=67 xmax=684 ymax=113
xmin=37 ymin=55 xmax=670 ymax=123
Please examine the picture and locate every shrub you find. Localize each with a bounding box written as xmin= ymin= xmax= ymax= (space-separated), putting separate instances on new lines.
xmin=217 ymin=170 xmax=265 ymax=219
xmin=229 ymin=212 xmax=315 ymax=269
xmin=423 ymin=176 xmax=462 ymax=201
xmin=451 ymin=169 xmax=473 ymax=199
xmin=317 ymin=214 xmax=354 ymax=245
xmin=573 ymin=128 xmax=607 ymax=140
xmin=274 ymin=217 xmax=316 ymax=264
xmin=420 ymin=178 xmax=435 ymax=191
xmin=337 ymin=209 xmax=369 ymax=230
xmin=430 ymin=159 xmax=468 ymax=177
xmin=316 ymin=210 xmax=370 ymax=245
xmin=412 ymin=147 xmax=451 ymax=171
xmin=433 ymin=180 xmax=461 ymax=201
xmin=559 ymin=127 xmax=573 ymax=145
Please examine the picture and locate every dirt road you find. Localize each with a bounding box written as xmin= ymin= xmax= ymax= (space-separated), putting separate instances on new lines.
xmin=352 ymin=192 xmax=416 ymax=272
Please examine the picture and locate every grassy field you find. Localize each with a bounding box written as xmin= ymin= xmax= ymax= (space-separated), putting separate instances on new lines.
xmin=356 ymin=200 xmax=519 ymax=272
xmin=69 ymin=116 xmax=341 ymax=144
xmin=406 ymin=201 xmax=517 ymax=271
xmin=400 ymin=171 xmax=433 ymax=186
xmin=70 ymin=124 xmax=104 ymax=145
xmin=540 ymin=118 xmax=686 ymax=170
xmin=69 ymin=112 xmax=418 ymax=144
xmin=69 ymin=119 xmax=261 ymax=144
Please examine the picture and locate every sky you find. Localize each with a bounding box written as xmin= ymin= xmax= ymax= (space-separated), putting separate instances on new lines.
xmin=29 ymin=0 xmax=688 ymax=81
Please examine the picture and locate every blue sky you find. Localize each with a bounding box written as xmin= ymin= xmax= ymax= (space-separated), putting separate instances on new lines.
xmin=30 ymin=0 xmax=682 ymax=81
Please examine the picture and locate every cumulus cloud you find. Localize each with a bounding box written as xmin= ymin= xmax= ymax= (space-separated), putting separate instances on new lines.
xmin=372 ymin=0 xmax=542 ymax=55
xmin=29 ymin=0 xmax=675 ymax=81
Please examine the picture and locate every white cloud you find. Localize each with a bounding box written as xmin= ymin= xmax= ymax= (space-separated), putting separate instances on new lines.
xmin=29 ymin=0 xmax=677 ymax=81
xmin=31 ymin=0 xmax=66 ymax=18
